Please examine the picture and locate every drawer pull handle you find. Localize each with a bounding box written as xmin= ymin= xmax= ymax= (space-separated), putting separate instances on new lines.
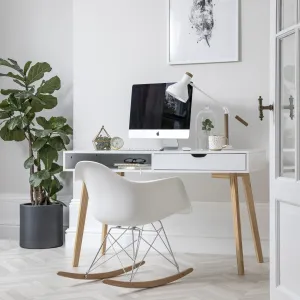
xmin=191 ymin=154 xmax=207 ymax=158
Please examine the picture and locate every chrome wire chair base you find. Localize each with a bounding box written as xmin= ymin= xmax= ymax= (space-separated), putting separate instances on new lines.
xmin=86 ymin=221 xmax=180 ymax=281
xmin=57 ymin=221 xmax=193 ymax=288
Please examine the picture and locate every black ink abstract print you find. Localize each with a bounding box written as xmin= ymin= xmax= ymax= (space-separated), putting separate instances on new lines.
xmin=169 ymin=0 xmax=239 ymax=64
xmin=189 ymin=0 xmax=214 ymax=47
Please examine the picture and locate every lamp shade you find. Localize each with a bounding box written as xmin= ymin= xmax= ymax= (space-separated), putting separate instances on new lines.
xmin=166 ymin=72 xmax=193 ymax=103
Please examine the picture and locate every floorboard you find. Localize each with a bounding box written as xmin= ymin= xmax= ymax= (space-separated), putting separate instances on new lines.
xmin=0 ymin=240 xmax=269 ymax=300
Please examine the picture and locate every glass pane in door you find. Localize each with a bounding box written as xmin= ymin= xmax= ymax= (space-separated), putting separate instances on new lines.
xmin=279 ymin=33 xmax=296 ymax=178
xmin=280 ymin=0 xmax=298 ymax=31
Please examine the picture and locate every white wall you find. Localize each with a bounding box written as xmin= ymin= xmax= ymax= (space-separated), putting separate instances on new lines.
xmin=72 ymin=0 xmax=270 ymax=255
xmin=0 ymin=0 xmax=73 ymax=237
xmin=0 ymin=0 xmax=270 ymax=254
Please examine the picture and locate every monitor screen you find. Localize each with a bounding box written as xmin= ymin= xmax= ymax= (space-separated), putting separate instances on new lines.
xmin=129 ymin=83 xmax=193 ymax=131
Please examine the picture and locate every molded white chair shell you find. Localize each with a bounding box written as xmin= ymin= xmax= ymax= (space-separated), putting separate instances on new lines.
xmin=75 ymin=161 xmax=191 ymax=226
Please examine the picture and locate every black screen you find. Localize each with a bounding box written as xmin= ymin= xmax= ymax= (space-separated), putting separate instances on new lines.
xmin=129 ymin=83 xmax=193 ymax=130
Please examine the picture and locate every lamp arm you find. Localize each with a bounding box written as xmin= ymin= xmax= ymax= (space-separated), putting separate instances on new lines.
xmin=191 ymin=83 xmax=229 ymax=114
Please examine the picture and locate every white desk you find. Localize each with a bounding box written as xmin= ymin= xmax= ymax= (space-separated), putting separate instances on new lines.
xmin=63 ymin=149 xmax=266 ymax=275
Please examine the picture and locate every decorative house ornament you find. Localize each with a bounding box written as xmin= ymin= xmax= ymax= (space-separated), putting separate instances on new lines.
xmin=93 ymin=126 xmax=111 ymax=150
xmin=168 ymin=0 xmax=239 ymax=64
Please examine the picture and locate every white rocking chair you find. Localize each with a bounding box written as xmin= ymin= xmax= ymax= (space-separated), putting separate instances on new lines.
xmin=58 ymin=161 xmax=193 ymax=288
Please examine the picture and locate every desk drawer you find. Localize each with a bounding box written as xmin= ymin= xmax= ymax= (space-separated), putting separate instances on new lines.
xmin=152 ymin=153 xmax=247 ymax=171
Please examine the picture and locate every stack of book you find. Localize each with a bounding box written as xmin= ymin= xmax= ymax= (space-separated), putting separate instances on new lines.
xmin=113 ymin=163 xmax=151 ymax=170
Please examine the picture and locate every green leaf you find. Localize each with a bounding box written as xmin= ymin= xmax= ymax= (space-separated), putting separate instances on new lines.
xmin=24 ymin=106 xmax=32 ymax=115
xmin=1 ymin=89 xmax=23 ymax=96
xmin=13 ymin=79 xmax=26 ymax=87
xmin=24 ymin=156 xmax=35 ymax=169
xmin=29 ymin=170 xmax=51 ymax=188
xmin=57 ymin=132 xmax=70 ymax=145
xmin=49 ymin=163 xmax=63 ymax=175
xmin=7 ymin=94 xmax=21 ymax=111
xmin=0 ymin=72 xmax=24 ymax=81
xmin=0 ymin=100 xmax=10 ymax=111
xmin=7 ymin=59 xmax=23 ymax=75
xmin=0 ymin=58 xmax=23 ymax=74
xmin=60 ymin=124 xmax=73 ymax=135
xmin=27 ymin=112 xmax=35 ymax=124
xmin=49 ymin=176 xmax=63 ymax=197
xmin=7 ymin=116 xmax=22 ymax=130
xmin=31 ymin=98 xmax=44 ymax=112
xmin=7 ymin=58 xmax=18 ymax=65
xmin=13 ymin=128 xmax=26 ymax=141
xmin=37 ymin=94 xmax=57 ymax=109
xmin=41 ymin=178 xmax=52 ymax=191
xmin=49 ymin=117 xmax=66 ymax=129
xmin=32 ymin=137 xmax=48 ymax=151
xmin=26 ymin=62 xmax=51 ymax=85
xmin=36 ymin=116 xmax=51 ymax=129
xmin=0 ymin=59 xmax=14 ymax=68
xmin=34 ymin=129 xmax=52 ymax=138
xmin=0 ymin=111 xmax=13 ymax=119
xmin=0 ymin=125 xmax=13 ymax=141
xmin=30 ymin=95 xmax=46 ymax=105
xmin=37 ymin=76 xmax=61 ymax=94
xmin=7 ymin=94 xmax=21 ymax=110
xmin=38 ymin=144 xmax=58 ymax=169
xmin=48 ymin=136 xmax=65 ymax=151
xmin=15 ymin=91 xmax=33 ymax=101
xmin=24 ymin=61 xmax=32 ymax=75
xmin=19 ymin=116 xmax=29 ymax=129
xmin=0 ymin=124 xmax=26 ymax=141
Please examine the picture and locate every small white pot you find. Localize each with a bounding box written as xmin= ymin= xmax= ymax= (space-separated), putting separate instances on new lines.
xmin=208 ymin=135 xmax=227 ymax=151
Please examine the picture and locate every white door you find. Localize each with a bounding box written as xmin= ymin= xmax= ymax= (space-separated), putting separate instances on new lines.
xmin=270 ymin=0 xmax=300 ymax=299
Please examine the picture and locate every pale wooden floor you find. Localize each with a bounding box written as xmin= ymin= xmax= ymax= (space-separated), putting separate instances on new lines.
xmin=0 ymin=240 xmax=269 ymax=300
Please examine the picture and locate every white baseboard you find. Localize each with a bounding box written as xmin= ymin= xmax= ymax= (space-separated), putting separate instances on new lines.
xmin=65 ymin=199 xmax=269 ymax=256
xmin=0 ymin=194 xmax=269 ymax=256
xmin=0 ymin=194 xmax=72 ymax=240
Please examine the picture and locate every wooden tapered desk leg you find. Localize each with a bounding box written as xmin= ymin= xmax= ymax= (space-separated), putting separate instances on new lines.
xmin=100 ymin=172 xmax=125 ymax=256
xmin=242 ymin=174 xmax=264 ymax=263
xmin=101 ymin=224 xmax=108 ymax=255
xmin=229 ymin=174 xmax=244 ymax=275
xmin=73 ymin=183 xmax=89 ymax=267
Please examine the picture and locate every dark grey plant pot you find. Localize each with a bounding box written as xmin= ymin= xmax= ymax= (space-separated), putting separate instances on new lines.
xmin=20 ymin=203 xmax=63 ymax=249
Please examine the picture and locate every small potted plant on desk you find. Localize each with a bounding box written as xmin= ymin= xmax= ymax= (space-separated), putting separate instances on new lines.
xmin=0 ymin=58 xmax=73 ymax=248
xmin=201 ymin=118 xmax=214 ymax=149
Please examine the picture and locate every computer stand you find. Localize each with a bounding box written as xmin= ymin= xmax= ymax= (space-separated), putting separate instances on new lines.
xmin=161 ymin=139 xmax=179 ymax=151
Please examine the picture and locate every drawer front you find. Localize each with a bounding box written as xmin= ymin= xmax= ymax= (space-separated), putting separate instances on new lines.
xmin=152 ymin=153 xmax=247 ymax=171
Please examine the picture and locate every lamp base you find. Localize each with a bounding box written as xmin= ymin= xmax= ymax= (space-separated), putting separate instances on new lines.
xmin=223 ymin=144 xmax=233 ymax=150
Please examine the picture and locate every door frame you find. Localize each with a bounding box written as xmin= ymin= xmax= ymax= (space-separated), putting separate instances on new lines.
xmin=270 ymin=0 xmax=300 ymax=299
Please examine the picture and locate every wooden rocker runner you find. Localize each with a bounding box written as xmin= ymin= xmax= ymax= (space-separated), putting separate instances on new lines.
xmin=57 ymin=261 xmax=145 ymax=280
xmin=103 ymin=268 xmax=194 ymax=288
xmin=58 ymin=162 xmax=194 ymax=288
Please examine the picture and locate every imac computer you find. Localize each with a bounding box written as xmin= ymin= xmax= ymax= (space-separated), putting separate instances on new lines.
xmin=129 ymin=83 xmax=193 ymax=139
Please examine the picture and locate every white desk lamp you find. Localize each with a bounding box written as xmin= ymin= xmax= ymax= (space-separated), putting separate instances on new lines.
xmin=166 ymin=72 xmax=248 ymax=147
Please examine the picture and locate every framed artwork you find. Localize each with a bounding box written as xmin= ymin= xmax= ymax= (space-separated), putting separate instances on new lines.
xmin=168 ymin=0 xmax=240 ymax=65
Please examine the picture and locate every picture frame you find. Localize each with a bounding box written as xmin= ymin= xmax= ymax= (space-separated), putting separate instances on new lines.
xmin=168 ymin=0 xmax=240 ymax=65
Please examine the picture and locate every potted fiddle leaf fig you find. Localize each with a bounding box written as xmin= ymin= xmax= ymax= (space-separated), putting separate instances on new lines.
xmin=0 ymin=58 xmax=73 ymax=249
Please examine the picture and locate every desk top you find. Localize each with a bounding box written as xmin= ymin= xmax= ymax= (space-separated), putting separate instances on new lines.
xmin=64 ymin=149 xmax=265 ymax=155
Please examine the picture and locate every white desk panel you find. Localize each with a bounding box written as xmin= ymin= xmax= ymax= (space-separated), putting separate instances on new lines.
xmin=63 ymin=149 xmax=266 ymax=174
xmin=152 ymin=153 xmax=247 ymax=172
